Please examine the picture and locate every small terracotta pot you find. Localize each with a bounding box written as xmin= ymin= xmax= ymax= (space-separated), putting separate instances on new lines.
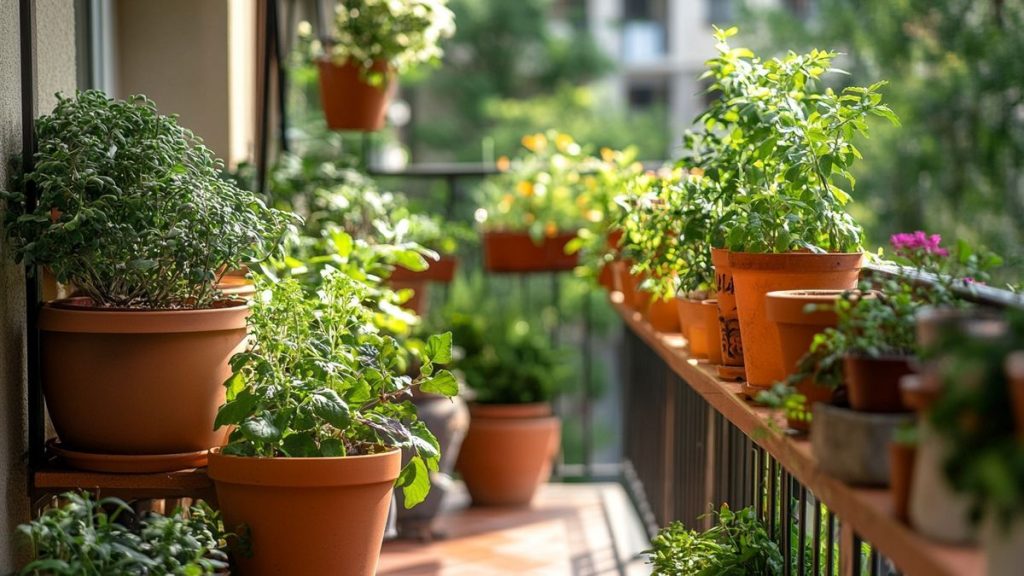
xmin=457 ymin=403 xmax=560 ymax=506
xmin=1005 ymin=352 xmax=1024 ymax=442
xmin=39 ymin=298 xmax=247 ymax=458
xmin=482 ymin=231 xmax=578 ymax=273
xmin=208 ymin=449 xmax=400 ymax=576
xmin=712 ymin=248 xmax=744 ymax=370
xmin=729 ymin=251 xmax=863 ymax=390
xmin=676 ymin=297 xmax=709 ymax=358
xmin=844 ymin=354 xmax=915 ymax=413
xmin=317 ymin=59 xmax=393 ymax=132
xmin=645 ymin=296 xmax=681 ymax=333
xmin=702 ymin=300 xmax=724 ymax=365
xmin=889 ymin=442 xmax=916 ymax=523
xmin=389 ymin=256 xmax=458 ymax=284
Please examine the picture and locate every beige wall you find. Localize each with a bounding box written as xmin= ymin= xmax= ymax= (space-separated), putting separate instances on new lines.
xmin=0 ymin=0 xmax=77 ymax=571
xmin=115 ymin=0 xmax=256 ymax=166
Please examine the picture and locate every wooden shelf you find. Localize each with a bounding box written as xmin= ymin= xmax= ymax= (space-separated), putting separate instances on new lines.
xmin=33 ymin=458 xmax=214 ymax=503
xmin=612 ymin=296 xmax=984 ymax=576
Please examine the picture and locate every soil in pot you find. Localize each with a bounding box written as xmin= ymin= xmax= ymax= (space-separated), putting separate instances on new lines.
xmin=889 ymin=441 xmax=916 ymax=523
xmin=729 ymin=251 xmax=863 ymax=391
xmin=39 ymin=298 xmax=248 ymax=461
xmin=676 ymin=297 xmax=709 ymax=358
xmin=712 ymin=248 xmax=745 ymax=379
xmin=456 ymin=403 xmax=560 ymax=506
xmin=208 ymin=449 xmax=400 ymax=576
xmin=482 ymin=231 xmax=578 ymax=273
xmin=645 ymin=296 xmax=681 ymax=333
xmin=844 ymin=354 xmax=914 ymax=413
xmin=702 ymin=300 xmax=724 ymax=365
xmin=317 ymin=59 xmax=393 ymax=132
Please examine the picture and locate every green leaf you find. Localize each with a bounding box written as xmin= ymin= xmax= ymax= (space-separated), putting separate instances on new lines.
xmin=419 ymin=369 xmax=458 ymax=397
xmin=393 ymin=249 xmax=429 ymax=272
xmin=282 ymin=432 xmax=318 ymax=457
xmin=397 ymin=457 xmax=431 ymax=508
xmin=309 ymin=390 xmax=351 ymax=429
xmin=424 ymin=331 xmax=453 ymax=364
xmin=241 ymin=416 xmax=281 ymax=442
xmin=320 ymin=437 xmax=346 ymax=457
xmin=214 ymin=388 xmax=255 ymax=429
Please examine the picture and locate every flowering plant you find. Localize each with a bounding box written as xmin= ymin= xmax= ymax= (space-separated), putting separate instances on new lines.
xmin=316 ymin=0 xmax=455 ymax=83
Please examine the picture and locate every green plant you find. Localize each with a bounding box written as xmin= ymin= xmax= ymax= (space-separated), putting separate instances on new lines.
xmin=645 ymin=504 xmax=783 ymax=575
xmin=315 ymin=0 xmax=455 ymax=82
xmin=691 ymin=27 xmax=899 ymax=254
xmin=214 ymin=273 xmax=456 ymax=507
xmin=16 ymin=491 xmax=230 ymax=576
xmin=2 ymin=90 xmax=292 ymax=309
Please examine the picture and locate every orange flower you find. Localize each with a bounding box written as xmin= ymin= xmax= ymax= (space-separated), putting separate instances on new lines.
xmin=517 ymin=180 xmax=535 ymax=197
xmin=689 ymin=167 xmax=706 ymax=177
xmin=522 ymin=133 xmax=547 ymax=152
xmin=545 ymin=221 xmax=558 ymax=237
xmin=496 ymin=155 xmax=511 ymax=172
xmin=600 ymin=147 xmax=615 ymax=162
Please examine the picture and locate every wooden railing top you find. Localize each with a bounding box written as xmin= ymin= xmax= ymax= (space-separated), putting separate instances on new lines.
xmin=611 ymin=294 xmax=984 ymax=576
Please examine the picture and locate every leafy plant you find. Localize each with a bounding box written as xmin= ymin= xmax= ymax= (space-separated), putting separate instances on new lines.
xmin=2 ymin=90 xmax=292 ymax=309
xmin=315 ymin=0 xmax=455 ymax=82
xmin=16 ymin=491 xmax=230 ymax=576
xmin=214 ymin=273 xmax=457 ymax=508
xmin=645 ymin=504 xmax=783 ymax=576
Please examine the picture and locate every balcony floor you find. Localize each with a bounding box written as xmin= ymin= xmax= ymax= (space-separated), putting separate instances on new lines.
xmin=379 ymin=482 xmax=650 ymax=575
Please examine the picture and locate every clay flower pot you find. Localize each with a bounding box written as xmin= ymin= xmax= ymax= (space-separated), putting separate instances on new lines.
xmin=645 ymin=296 xmax=681 ymax=333
xmin=317 ymin=59 xmax=393 ymax=132
xmin=389 ymin=255 xmax=458 ymax=284
xmin=889 ymin=441 xmax=916 ymax=523
xmin=39 ymin=298 xmax=247 ymax=468
xmin=702 ymin=300 xmax=724 ymax=365
xmin=208 ymin=449 xmax=400 ymax=576
xmin=676 ymin=297 xmax=709 ymax=358
xmin=456 ymin=403 xmax=560 ymax=506
xmin=728 ymin=251 xmax=863 ymax=391
xmin=482 ymin=231 xmax=578 ymax=273
xmin=711 ymin=248 xmax=745 ymax=378
xmin=1004 ymin=351 xmax=1024 ymax=442
xmin=844 ymin=354 xmax=914 ymax=413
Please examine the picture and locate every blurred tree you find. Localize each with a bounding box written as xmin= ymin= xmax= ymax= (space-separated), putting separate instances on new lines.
xmin=743 ymin=0 xmax=1024 ymax=277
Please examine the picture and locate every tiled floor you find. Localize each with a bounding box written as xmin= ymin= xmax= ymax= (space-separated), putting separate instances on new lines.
xmin=379 ymin=483 xmax=651 ymax=576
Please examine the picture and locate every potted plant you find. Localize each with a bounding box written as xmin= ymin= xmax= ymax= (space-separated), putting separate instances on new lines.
xmin=16 ymin=491 xmax=231 ymax=575
xmin=207 ymin=273 xmax=456 ymax=575
xmin=690 ymin=28 xmax=899 ymax=392
xmin=313 ymin=0 xmax=455 ymax=131
xmin=449 ymin=308 xmax=563 ymax=506
xmin=1 ymin=91 xmax=291 ymax=471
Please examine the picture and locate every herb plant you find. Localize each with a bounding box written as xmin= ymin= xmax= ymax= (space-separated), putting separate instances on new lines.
xmin=214 ymin=273 xmax=456 ymax=507
xmin=16 ymin=491 xmax=230 ymax=576
xmin=2 ymin=91 xmax=292 ymax=309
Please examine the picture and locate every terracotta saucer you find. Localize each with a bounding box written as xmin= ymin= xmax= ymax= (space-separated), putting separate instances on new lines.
xmin=47 ymin=439 xmax=210 ymax=473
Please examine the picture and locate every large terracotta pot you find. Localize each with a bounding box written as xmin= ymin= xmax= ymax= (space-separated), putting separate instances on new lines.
xmin=208 ymin=449 xmax=400 ymax=576
xmin=645 ymin=296 xmax=681 ymax=333
xmin=711 ymin=248 xmax=745 ymax=376
xmin=702 ymin=300 xmax=724 ymax=365
xmin=317 ymin=59 xmax=393 ymax=132
xmin=39 ymin=298 xmax=247 ymax=460
xmin=456 ymin=403 xmax=560 ymax=506
xmin=676 ymin=297 xmax=709 ymax=358
xmin=729 ymin=252 xmax=863 ymax=390
xmin=482 ymin=231 xmax=578 ymax=273
xmin=844 ymin=354 xmax=914 ymax=413
xmin=389 ymin=256 xmax=458 ymax=284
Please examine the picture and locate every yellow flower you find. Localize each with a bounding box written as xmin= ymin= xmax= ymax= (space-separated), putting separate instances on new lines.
xmin=555 ymin=133 xmax=574 ymax=152
xmin=584 ymin=176 xmax=597 ymax=190
xmin=600 ymin=147 xmax=615 ymax=162
xmin=521 ymin=133 xmax=547 ymax=152
xmin=496 ymin=155 xmax=511 ymax=172
xmin=517 ymin=180 xmax=534 ymax=197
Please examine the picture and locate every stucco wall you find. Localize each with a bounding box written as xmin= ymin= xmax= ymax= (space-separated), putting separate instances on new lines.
xmin=0 ymin=0 xmax=77 ymax=570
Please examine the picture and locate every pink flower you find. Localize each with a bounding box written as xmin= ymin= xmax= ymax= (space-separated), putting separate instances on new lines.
xmin=890 ymin=231 xmax=949 ymax=257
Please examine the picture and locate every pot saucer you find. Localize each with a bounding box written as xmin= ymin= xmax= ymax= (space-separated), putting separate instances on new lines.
xmin=47 ymin=439 xmax=210 ymax=473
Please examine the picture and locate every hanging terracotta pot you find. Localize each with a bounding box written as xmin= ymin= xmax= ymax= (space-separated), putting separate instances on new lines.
xmin=702 ymin=300 xmax=724 ymax=365
xmin=482 ymin=231 xmax=578 ymax=272
xmin=889 ymin=441 xmax=916 ymax=523
xmin=1005 ymin=352 xmax=1024 ymax=442
xmin=317 ymin=59 xmax=393 ymax=132
xmin=645 ymin=295 xmax=681 ymax=333
xmin=729 ymin=252 xmax=863 ymax=391
xmin=711 ymin=248 xmax=745 ymax=379
xmin=39 ymin=298 xmax=247 ymax=470
xmin=208 ymin=449 xmax=400 ymax=576
xmin=676 ymin=297 xmax=709 ymax=358
xmin=389 ymin=256 xmax=458 ymax=284
xmin=844 ymin=354 xmax=914 ymax=413
xmin=456 ymin=403 xmax=560 ymax=506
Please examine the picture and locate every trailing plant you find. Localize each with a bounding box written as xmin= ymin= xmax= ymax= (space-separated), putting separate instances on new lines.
xmin=214 ymin=273 xmax=457 ymax=507
xmin=2 ymin=90 xmax=292 ymax=309
xmin=16 ymin=491 xmax=230 ymax=576
xmin=645 ymin=504 xmax=783 ymax=575
xmin=315 ymin=0 xmax=455 ymax=83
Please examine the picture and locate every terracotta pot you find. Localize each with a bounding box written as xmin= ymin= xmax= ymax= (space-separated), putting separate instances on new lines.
xmin=317 ymin=59 xmax=393 ymax=132
xmin=702 ymin=300 xmax=724 ymax=365
xmin=389 ymin=256 xmax=458 ymax=284
xmin=844 ymin=354 xmax=914 ymax=413
xmin=456 ymin=403 xmax=560 ymax=506
xmin=645 ymin=296 xmax=681 ymax=333
xmin=712 ymin=248 xmax=745 ymax=370
xmin=676 ymin=297 xmax=709 ymax=358
xmin=39 ymin=298 xmax=247 ymax=459
xmin=388 ymin=278 xmax=429 ymax=317
xmin=598 ymin=262 xmax=615 ymax=290
xmin=729 ymin=251 xmax=863 ymax=390
xmin=482 ymin=231 xmax=578 ymax=273
xmin=208 ymin=449 xmax=400 ymax=576
xmin=1005 ymin=352 xmax=1024 ymax=442
xmin=900 ymin=373 xmax=942 ymax=413
xmin=889 ymin=442 xmax=916 ymax=523
xmin=610 ymin=260 xmax=632 ymax=294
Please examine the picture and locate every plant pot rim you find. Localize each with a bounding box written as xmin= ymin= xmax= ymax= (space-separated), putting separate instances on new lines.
xmin=728 ymin=251 xmax=864 ymax=272
xmin=470 ymin=402 xmax=553 ymax=418
xmin=40 ymin=298 xmax=250 ymax=334
xmin=482 ymin=229 xmax=579 ymax=240
xmin=207 ymin=448 xmax=401 ymax=488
